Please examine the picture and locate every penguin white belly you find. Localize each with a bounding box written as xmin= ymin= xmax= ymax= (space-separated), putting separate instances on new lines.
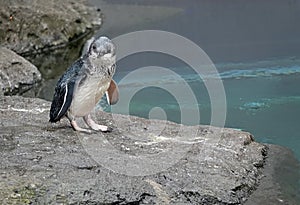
xmin=70 ymin=78 xmax=111 ymax=117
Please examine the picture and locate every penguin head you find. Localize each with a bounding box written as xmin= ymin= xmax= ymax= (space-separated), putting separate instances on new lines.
xmin=88 ymin=36 xmax=116 ymax=59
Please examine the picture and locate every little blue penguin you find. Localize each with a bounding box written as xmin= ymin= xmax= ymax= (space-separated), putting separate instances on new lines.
xmin=49 ymin=36 xmax=118 ymax=133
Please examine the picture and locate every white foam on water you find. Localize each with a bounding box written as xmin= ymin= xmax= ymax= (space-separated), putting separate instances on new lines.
xmin=114 ymin=57 xmax=300 ymax=87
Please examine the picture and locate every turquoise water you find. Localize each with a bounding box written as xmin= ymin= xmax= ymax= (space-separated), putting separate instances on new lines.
xmin=101 ymin=58 xmax=300 ymax=162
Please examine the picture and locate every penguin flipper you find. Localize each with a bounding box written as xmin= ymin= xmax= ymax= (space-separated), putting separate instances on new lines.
xmin=106 ymin=79 xmax=119 ymax=105
xmin=49 ymin=59 xmax=85 ymax=123
xmin=49 ymin=80 xmax=76 ymax=123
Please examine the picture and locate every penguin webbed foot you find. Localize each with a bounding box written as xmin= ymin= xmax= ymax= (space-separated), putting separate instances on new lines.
xmin=70 ymin=120 xmax=95 ymax=134
xmin=83 ymin=114 xmax=112 ymax=133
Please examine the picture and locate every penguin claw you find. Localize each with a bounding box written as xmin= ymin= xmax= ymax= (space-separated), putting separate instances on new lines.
xmin=89 ymin=125 xmax=112 ymax=133
xmin=102 ymin=127 xmax=113 ymax=133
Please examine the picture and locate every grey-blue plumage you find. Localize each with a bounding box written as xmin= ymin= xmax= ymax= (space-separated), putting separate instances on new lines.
xmin=49 ymin=59 xmax=85 ymax=122
xmin=49 ymin=36 xmax=119 ymax=132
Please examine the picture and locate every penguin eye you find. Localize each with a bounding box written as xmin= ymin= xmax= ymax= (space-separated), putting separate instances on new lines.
xmin=92 ymin=45 xmax=97 ymax=50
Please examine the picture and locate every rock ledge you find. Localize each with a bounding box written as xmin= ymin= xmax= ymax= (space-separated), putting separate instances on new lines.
xmin=0 ymin=95 xmax=270 ymax=204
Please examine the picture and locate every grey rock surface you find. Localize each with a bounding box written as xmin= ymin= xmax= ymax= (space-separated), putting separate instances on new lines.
xmin=1 ymin=95 xmax=298 ymax=204
xmin=0 ymin=0 xmax=102 ymax=55
xmin=0 ymin=47 xmax=42 ymax=95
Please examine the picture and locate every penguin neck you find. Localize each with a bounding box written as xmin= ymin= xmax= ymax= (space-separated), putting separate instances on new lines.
xmin=85 ymin=55 xmax=116 ymax=78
